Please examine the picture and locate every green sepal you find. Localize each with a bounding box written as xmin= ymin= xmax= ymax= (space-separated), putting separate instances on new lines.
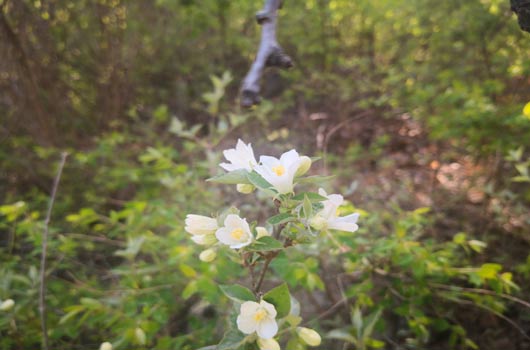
xmin=263 ymin=283 xmax=291 ymax=319
xmin=219 ymin=284 xmax=255 ymax=303
xmin=207 ymin=169 xmax=251 ymax=185
xmin=246 ymin=236 xmax=284 ymax=252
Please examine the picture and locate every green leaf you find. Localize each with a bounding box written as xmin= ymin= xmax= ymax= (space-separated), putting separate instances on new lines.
xmin=216 ymin=329 xmax=247 ymax=350
xmin=292 ymin=192 xmax=328 ymax=202
xmin=453 ymin=232 xmax=467 ymax=245
xmin=352 ymin=307 xmax=363 ymax=339
xmin=247 ymin=236 xmax=283 ymax=252
xmin=80 ymin=298 xmax=102 ymax=309
xmin=296 ymin=175 xmax=335 ymax=185
xmin=267 ymin=213 xmax=295 ymax=225
xmin=207 ymin=170 xmax=251 ymax=185
xmin=326 ymin=329 xmax=356 ymax=344
xmin=286 ymin=337 xmax=307 ymax=350
xmin=366 ymin=339 xmax=385 ymax=348
xmin=362 ymin=308 xmax=383 ymax=339
xmin=477 ymin=263 xmax=502 ymax=280
xmin=219 ymin=284 xmax=255 ymax=303
xmin=263 ymin=283 xmax=291 ymax=318
xmin=302 ymin=194 xmax=313 ymax=219
xmin=247 ymin=171 xmax=274 ymax=191
xmin=59 ymin=306 xmax=84 ymax=325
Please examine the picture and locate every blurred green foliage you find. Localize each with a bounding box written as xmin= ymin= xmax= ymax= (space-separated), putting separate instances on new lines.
xmin=1 ymin=0 xmax=529 ymax=349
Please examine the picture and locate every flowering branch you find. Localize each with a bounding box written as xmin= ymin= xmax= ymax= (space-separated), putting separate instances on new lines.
xmin=185 ymin=139 xmax=359 ymax=349
xmin=240 ymin=0 xmax=293 ymax=108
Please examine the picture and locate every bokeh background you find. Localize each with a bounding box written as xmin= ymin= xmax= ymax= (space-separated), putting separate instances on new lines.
xmin=1 ymin=0 xmax=529 ymax=349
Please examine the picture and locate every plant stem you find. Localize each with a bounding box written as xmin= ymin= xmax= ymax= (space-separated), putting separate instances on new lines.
xmin=39 ymin=152 xmax=67 ymax=350
xmin=254 ymin=253 xmax=276 ymax=295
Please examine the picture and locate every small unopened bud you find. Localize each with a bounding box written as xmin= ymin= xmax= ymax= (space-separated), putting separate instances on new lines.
xmin=237 ymin=183 xmax=255 ymax=194
xmin=199 ymin=249 xmax=217 ymax=262
xmin=297 ymin=327 xmax=321 ymax=346
xmin=295 ymin=156 xmax=312 ymax=177
xmin=309 ymin=216 xmax=327 ymax=231
xmin=0 ymin=299 xmax=14 ymax=311
xmin=99 ymin=342 xmax=113 ymax=350
xmin=134 ymin=327 xmax=146 ymax=345
xmin=256 ymin=226 xmax=271 ymax=239
xmin=257 ymin=337 xmax=281 ymax=350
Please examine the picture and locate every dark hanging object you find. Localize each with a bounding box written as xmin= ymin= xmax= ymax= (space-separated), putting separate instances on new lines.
xmin=511 ymin=0 xmax=530 ymax=32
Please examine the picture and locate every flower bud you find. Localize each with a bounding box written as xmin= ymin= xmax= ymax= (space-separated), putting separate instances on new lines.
xmin=134 ymin=327 xmax=146 ymax=345
xmin=199 ymin=249 xmax=217 ymax=262
xmin=236 ymin=183 xmax=255 ymax=194
xmin=99 ymin=342 xmax=113 ymax=350
xmin=256 ymin=226 xmax=271 ymax=239
xmin=297 ymin=327 xmax=321 ymax=346
xmin=191 ymin=234 xmax=218 ymax=246
xmin=295 ymin=156 xmax=312 ymax=177
xmin=185 ymin=214 xmax=218 ymax=236
xmin=0 ymin=299 xmax=15 ymax=311
xmin=309 ymin=215 xmax=327 ymax=231
xmin=257 ymin=337 xmax=281 ymax=350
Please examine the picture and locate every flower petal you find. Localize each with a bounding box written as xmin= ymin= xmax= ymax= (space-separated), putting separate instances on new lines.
xmin=224 ymin=214 xmax=243 ymax=229
xmin=260 ymin=300 xmax=277 ymax=318
xmin=240 ymin=301 xmax=261 ymax=315
xmin=237 ymin=315 xmax=258 ymax=334
xmin=327 ymin=215 xmax=359 ymax=232
xmin=279 ymin=149 xmax=300 ymax=166
xmin=256 ymin=317 xmax=278 ymax=339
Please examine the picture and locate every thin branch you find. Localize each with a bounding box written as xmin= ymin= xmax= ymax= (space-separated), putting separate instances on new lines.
xmin=429 ymin=282 xmax=530 ymax=310
xmin=254 ymin=253 xmax=276 ymax=295
xmin=437 ymin=292 xmax=530 ymax=341
xmin=39 ymin=152 xmax=68 ymax=350
xmin=240 ymin=0 xmax=293 ymax=108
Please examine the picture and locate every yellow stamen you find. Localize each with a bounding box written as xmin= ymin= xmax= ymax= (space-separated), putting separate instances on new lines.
xmin=253 ymin=309 xmax=267 ymax=322
xmin=272 ymin=165 xmax=285 ymax=176
xmin=230 ymin=228 xmax=244 ymax=240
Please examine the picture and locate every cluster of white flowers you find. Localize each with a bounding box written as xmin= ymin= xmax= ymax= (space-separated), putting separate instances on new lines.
xmin=220 ymin=139 xmax=311 ymax=194
xmin=183 ymin=139 xmax=359 ymax=349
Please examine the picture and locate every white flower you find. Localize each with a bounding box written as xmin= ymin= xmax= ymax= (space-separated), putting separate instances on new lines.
xmin=254 ymin=149 xmax=304 ymax=194
xmin=99 ymin=342 xmax=113 ymax=350
xmin=215 ymin=214 xmax=253 ymax=249
xmin=237 ymin=300 xmax=278 ymax=339
xmin=257 ymin=337 xmax=281 ymax=350
xmin=185 ymin=214 xmax=218 ymax=236
xmin=0 ymin=299 xmax=14 ymax=311
xmin=220 ymin=139 xmax=257 ymax=172
xmin=310 ymin=188 xmax=359 ymax=232
xmin=297 ymin=327 xmax=321 ymax=346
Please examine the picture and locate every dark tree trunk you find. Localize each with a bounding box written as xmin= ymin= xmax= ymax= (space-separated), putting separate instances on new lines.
xmin=511 ymin=0 xmax=530 ymax=32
